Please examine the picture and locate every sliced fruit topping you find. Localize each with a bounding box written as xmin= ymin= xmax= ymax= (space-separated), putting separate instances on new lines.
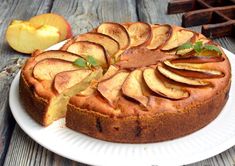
xmin=75 ymin=32 xmax=119 ymax=57
xmin=157 ymin=66 xmax=210 ymax=86
xmin=126 ymin=22 xmax=152 ymax=47
xmin=147 ymin=24 xmax=172 ymax=50
xmin=161 ymin=29 xmax=195 ymax=51
xmin=100 ymin=65 xmax=119 ymax=81
xmin=143 ymin=68 xmax=189 ymax=99
xmin=60 ymin=38 xmax=75 ymax=51
xmin=122 ymin=69 xmax=149 ymax=106
xmin=33 ymin=58 xmax=78 ymax=80
xmin=176 ymin=41 xmax=222 ymax=56
xmin=171 ymin=56 xmax=224 ymax=63
xmin=29 ymin=13 xmax=72 ymax=40
xmin=34 ymin=50 xmax=81 ymax=62
xmin=66 ymin=41 xmax=108 ymax=68
xmin=6 ymin=20 xmax=60 ymax=54
xmin=54 ymin=69 xmax=92 ymax=93
xmin=164 ymin=60 xmax=223 ymax=77
xmin=97 ymin=22 xmax=130 ymax=50
xmin=97 ymin=71 xmax=129 ymax=105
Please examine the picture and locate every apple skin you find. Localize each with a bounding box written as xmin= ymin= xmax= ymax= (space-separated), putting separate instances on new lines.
xmin=29 ymin=13 xmax=72 ymax=40
xmin=6 ymin=20 xmax=60 ymax=54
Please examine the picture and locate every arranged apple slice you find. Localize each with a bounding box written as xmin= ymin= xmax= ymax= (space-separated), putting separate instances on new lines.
xmin=33 ymin=58 xmax=78 ymax=80
xmin=158 ymin=66 xmax=209 ymax=86
xmin=147 ymin=24 xmax=172 ymax=50
xmin=122 ymin=69 xmax=149 ymax=106
xmin=97 ymin=71 xmax=129 ymax=105
xmin=143 ymin=68 xmax=189 ymax=99
xmin=29 ymin=13 xmax=72 ymax=40
xmin=34 ymin=50 xmax=81 ymax=62
xmin=161 ymin=29 xmax=195 ymax=51
xmin=53 ymin=69 xmax=92 ymax=93
xmin=126 ymin=22 xmax=152 ymax=47
xmin=75 ymin=32 xmax=119 ymax=57
xmin=164 ymin=60 xmax=223 ymax=77
xmin=171 ymin=56 xmax=224 ymax=63
xmin=97 ymin=22 xmax=130 ymax=50
xmin=66 ymin=41 xmax=109 ymax=68
xmin=6 ymin=20 xmax=60 ymax=54
xmin=100 ymin=65 xmax=119 ymax=81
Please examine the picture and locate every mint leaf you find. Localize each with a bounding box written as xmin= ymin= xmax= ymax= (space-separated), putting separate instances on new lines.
xmin=177 ymin=42 xmax=193 ymax=51
xmin=87 ymin=56 xmax=97 ymax=67
xmin=194 ymin=41 xmax=203 ymax=53
xmin=203 ymin=45 xmax=222 ymax=55
xmin=74 ymin=58 xmax=86 ymax=67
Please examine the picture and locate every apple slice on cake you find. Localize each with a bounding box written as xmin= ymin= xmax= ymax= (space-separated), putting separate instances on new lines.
xmin=143 ymin=68 xmax=189 ymax=100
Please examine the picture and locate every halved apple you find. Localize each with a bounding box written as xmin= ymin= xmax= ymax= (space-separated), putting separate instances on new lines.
xmin=97 ymin=22 xmax=130 ymax=50
xmin=143 ymin=68 xmax=189 ymax=99
xmin=171 ymin=56 xmax=224 ymax=63
xmin=164 ymin=60 xmax=223 ymax=77
xmin=53 ymin=69 xmax=92 ymax=93
xmin=122 ymin=69 xmax=149 ymax=106
xmin=33 ymin=58 xmax=78 ymax=80
xmin=34 ymin=50 xmax=81 ymax=62
xmin=157 ymin=66 xmax=209 ymax=86
xmin=161 ymin=29 xmax=195 ymax=51
xmin=126 ymin=22 xmax=152 ymax=47
xmin=147 ymin=24 xmax=172 ymax=50
xmin=75 ymin=32 xmax=119 ymax=57
xmin=29 ymin=13 xmax=72 ymax=40
xmin=100 ymin=65 xmax=119 ymax=81
xmin=6 ymin=20 xmax=60 ymax=54
xmin=97 ymin=71 xmax=129 ymax=105
xmin=66 ymin=41 xmax=109 ymax=68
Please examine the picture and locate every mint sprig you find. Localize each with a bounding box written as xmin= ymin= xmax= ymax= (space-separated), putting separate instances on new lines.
xmin=74 ymin=56 xmax=98 ymax=68
xmin=177 ymin=41 xmax=222 ymax=55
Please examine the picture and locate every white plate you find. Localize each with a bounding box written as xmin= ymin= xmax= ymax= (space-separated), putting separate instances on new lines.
xmin=9 ymin=42 xmax=235 ymax=166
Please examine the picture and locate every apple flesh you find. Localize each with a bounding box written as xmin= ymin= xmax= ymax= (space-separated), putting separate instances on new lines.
xmin=53 ymin=69 xmax=92 ymax=93
xmin=157 ymin=66 xmax=209 ymax=86
xmin=66 ymin=41 xmax=109 ymax=68
xmin=143 ymin=68 xmax=189 ymax=99
xmin=171 ymin=56 xmax=224 ymax=63
xmin=122 ymin=69 xmax=149 ymax=106
xmin=75 ymin=32 xmax=120 ymax=58
xmin=147 ymin=24 xmax=172 ymax=50
xmin=97 ymin=22 xmax=130 ymax=50
xmin=6 ymin=20 xmax=60 ymax=54
xmin=126 ymin=22 xmax=152 ymax=47
xmin=97 ymin=71 xmax=129 ymax=105
xmin=33 ymin=58 xmax=78 ymax=80
xmin=29 ymin=13 xmax=72 ymax=40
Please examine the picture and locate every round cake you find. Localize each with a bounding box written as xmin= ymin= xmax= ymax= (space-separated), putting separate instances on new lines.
xmin=20 ymin=22 xmax=231 ymax=143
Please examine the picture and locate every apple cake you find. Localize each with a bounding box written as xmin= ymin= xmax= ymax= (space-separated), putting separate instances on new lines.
xmin=20 ymin=22 xmax=231 ymax=143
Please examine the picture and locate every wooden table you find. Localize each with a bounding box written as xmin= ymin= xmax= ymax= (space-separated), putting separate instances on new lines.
xmin=0 ymin=0 xmax=235 ymax=165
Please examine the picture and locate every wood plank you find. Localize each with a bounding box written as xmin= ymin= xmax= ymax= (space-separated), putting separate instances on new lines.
xmin=137 ymin=1 xmax=235 ymax=166
xmin=0 ymin=0 xmax=54 ymax=165
xmin=3 ymin=0 xmax=138 ymax=165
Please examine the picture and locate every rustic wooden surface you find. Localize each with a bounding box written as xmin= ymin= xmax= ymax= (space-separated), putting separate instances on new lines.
xmin=0 ymin=0 xmax=235 ymax=165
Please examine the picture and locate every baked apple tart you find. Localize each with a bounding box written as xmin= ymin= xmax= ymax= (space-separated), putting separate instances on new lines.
xmin=20 ymin=22 xmax=231 ymax=143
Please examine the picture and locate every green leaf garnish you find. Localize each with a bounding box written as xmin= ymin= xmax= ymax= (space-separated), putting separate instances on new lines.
xmin=74 ymin=58 xmax=87 ymax=67
xmin=87 ymin=56 xmax=98 ymax=67
xmin=203 ymin=44 xmax=222 ymax=55
xmin=74 ymin=55 xmax=98 ymax=68
xmin=193 ymin=41 xmax=203 ymax=53
xmin=177 ymin=42 xmax=193 ymax=51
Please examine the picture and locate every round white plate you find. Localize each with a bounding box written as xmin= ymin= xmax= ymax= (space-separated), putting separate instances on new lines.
xmin=9 ymin=42 xmax=235 ymax=166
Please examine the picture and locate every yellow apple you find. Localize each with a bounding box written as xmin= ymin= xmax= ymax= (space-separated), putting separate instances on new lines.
xmin=6 ymin=20 xmax=60 ymax=54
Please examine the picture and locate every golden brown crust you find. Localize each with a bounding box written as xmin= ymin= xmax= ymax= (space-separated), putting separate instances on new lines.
xmin=66 ymin=81 xmax=230 ymax=143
